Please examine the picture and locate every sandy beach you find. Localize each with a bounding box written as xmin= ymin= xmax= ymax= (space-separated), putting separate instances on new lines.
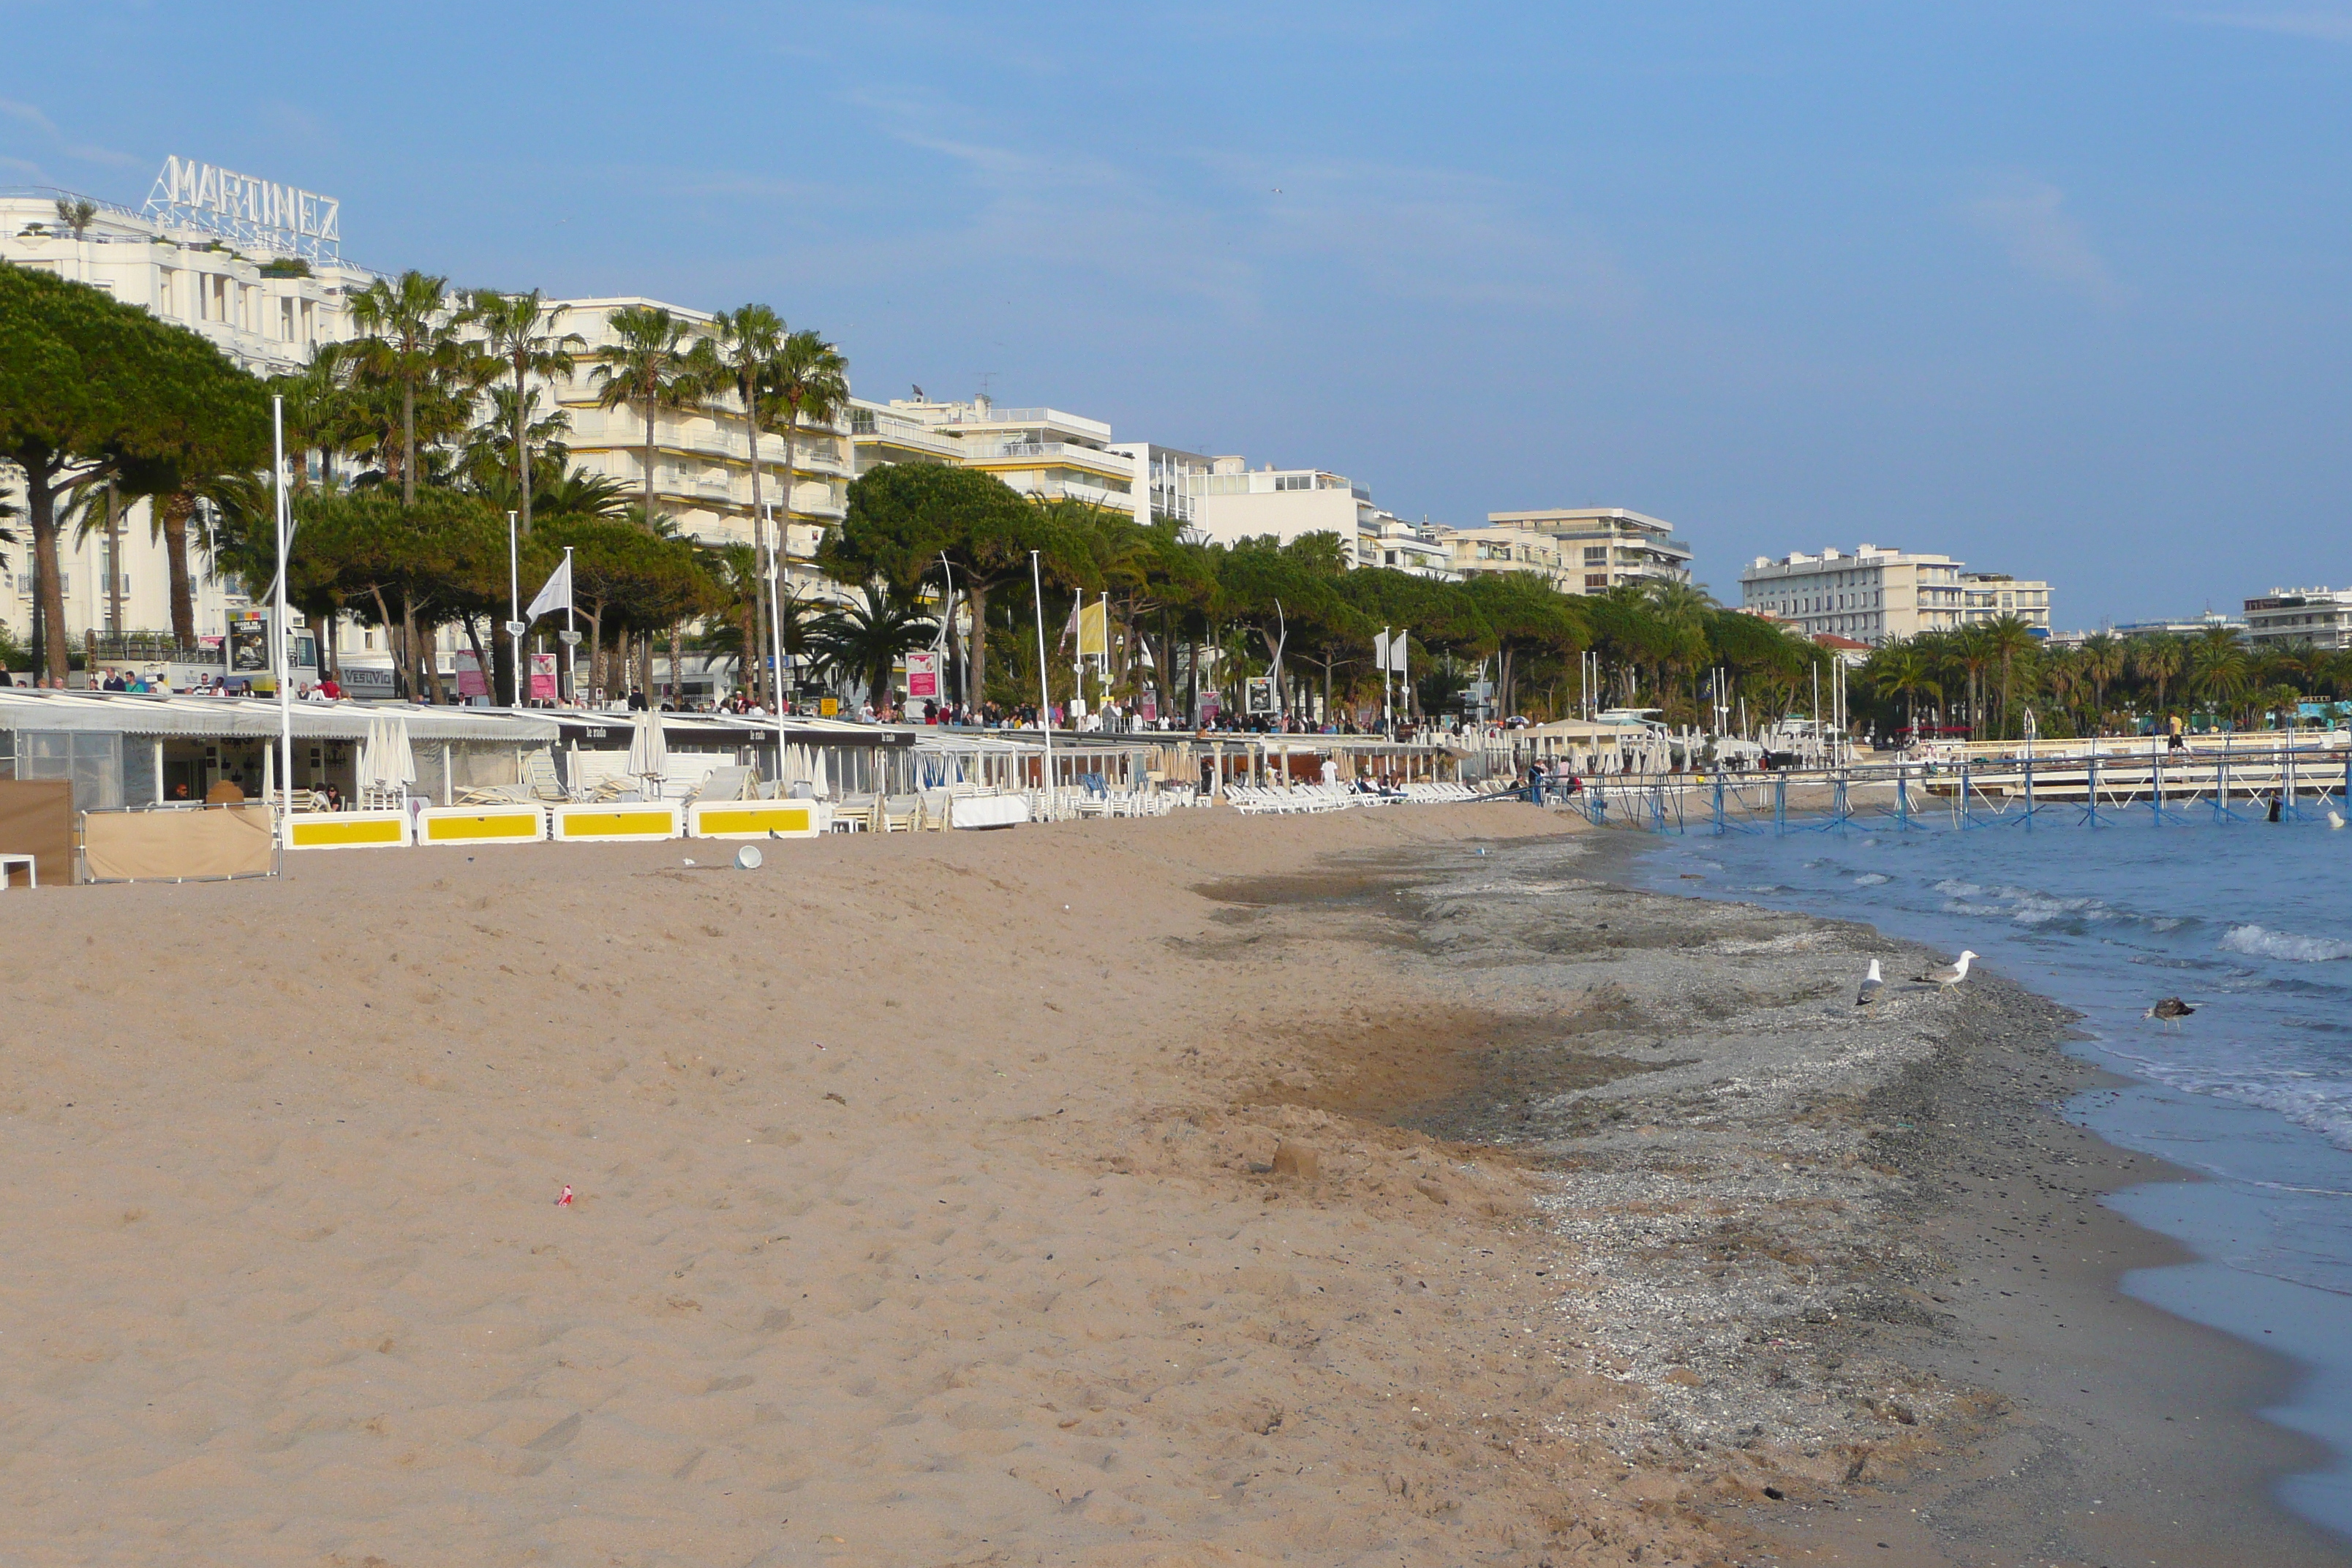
xmin=3 ymin=806 xmax=2344 ymax=1566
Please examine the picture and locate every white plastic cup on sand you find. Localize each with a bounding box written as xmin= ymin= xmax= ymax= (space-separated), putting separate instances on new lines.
xmin=736 ymin=845 xmax=764 ymax=870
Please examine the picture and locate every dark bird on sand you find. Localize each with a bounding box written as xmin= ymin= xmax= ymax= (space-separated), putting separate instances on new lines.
xmin=2145 ymin=997 xmax=2196 ymax=1025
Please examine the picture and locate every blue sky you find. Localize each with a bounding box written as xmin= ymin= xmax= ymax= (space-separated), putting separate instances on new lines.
xmin=7 ymin=1 xmax=2351 ymax=625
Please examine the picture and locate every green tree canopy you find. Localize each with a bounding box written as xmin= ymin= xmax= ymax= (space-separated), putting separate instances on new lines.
xmin=0 ymin=265 xmax=269 ymax=679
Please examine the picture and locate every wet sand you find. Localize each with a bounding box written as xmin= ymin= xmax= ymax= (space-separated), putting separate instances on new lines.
xmin=1 ymin=804 xmax=2342 ymax=1566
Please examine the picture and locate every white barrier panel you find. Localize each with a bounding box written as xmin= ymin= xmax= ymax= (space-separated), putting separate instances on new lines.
xmin=550 ymin=801 xmax=682 ymax=843
xmin=286 ymin=810 xmax=410 ymax=851
xmin=949 ymin=794 xmax=1030 ymax=829
xmin=418 ymin=804 xmax=547 ymax=847
xmin=687 ymin=800 xmax=832 ymax=840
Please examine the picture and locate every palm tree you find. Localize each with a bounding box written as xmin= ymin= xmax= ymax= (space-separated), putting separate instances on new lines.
xmin=1982 ymin=615 xmax=2039 ymax=738
xmin=2130 ymin=634 xmax=2185 ymax=722
xmin=2078 ymin=633 xmax=2123 ymax=732
xmin=2187 ymin=627 xmax=2252 ymax=724
xmin=760 ymin=328 xmax=851 ymax=578
xmin=804 ymin=584 xmax=935 ymax=709
xmin=466 ymin=290 xmax=584 ymax=540
xmin=347 ymin=271 xmax=467 ymax=507
xmin=589 ymin=305 xmax=710 ymax=528
xmin=1865 ymin=641 xmax=1942 ymax=740
xmin=712 ymin=304 xmax=785 ymax=704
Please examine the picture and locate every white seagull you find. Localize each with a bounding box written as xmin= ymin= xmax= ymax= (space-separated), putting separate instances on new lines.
xmin=1915 ymin=950 xmax=1978 ymax=990
xmin=2329 ymin=810 xmax=2346 ymax=831
xmin=1856 ymin=959 xmax=1884 ymax=1008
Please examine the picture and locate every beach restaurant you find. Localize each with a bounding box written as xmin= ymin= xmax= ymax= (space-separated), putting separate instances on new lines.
xmin=0 ymin=688 xmax=559 ymax=812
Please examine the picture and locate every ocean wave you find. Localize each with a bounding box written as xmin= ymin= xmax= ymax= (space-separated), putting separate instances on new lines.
xmin=1934 ymin=878 xmax=1982 ymax=897
xmin=1853 ymin=872 xmax=1891 ymax=886
xmin=2221 ymin=925 xmax=2352 ymax=963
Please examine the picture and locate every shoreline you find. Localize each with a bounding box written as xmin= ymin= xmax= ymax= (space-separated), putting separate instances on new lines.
xmin=1559 ymin=826 xmax=2349 ymax=1565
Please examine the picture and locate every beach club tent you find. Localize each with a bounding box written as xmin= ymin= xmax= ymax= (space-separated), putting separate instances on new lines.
xmin=0 ymin=689 xmax=558 ymax=813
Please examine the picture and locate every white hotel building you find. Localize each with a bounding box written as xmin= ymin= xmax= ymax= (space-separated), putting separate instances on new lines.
xmin=1 ymin=171 xmax=374 ymax=650
xmin=1741 ymin=545 xmax=1966 ymax=644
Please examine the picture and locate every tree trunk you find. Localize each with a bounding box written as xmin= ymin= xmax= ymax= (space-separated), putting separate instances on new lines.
xmin=642 ymin=399 xmax=656 ymax=522
xmin=161 ymin=493 xmax=197 ymax=647
xmin=966 ymin=576 xmax=990 ymax=709
xmin=401 ymin=377 xmax=416 ymax=508
xmin=637 ymin=630 xmax=653 ymax=704
xmin=668 ymin=623 xmax=683 ymax=705
xmin=30 ymin=466 xmax=69 ymax=685
xmin=514 ymin=360 xmax=533 ymax=540
xmin=461 ymin=615 xmax=494 ymax=706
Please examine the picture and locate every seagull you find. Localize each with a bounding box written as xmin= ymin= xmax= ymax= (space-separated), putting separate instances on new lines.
xmin=2144 ymin=997 xmax=2196 ymax=1025
xmin=2329 ymin=810 xmax=2346 ymax=831
xmin=1856 ymin=959 xmax=1884 ymax=1008
xmin=1915 ymin=950 xmax=1977 ymax=990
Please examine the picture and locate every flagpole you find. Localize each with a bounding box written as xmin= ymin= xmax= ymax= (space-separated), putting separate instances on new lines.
xmin=505 ymin=509 xmax=524 ymax=711
xmin=560 ymin=546 xmax=578 ymax=706
xmin=763 ymin=504 xmax=788 ymax=783
xmin=1030 ymin=549 xmax=1052 ymax=809
xmin=271 ymin=394 xmax=293 ymax=838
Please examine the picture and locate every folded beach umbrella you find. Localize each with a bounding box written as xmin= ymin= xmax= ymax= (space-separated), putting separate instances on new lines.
xmin=627 ymin=708 xmax=668 ymax=788
xmin=388 ymin=717 xmax=418 ymax=791
xmin=357 ymin=717 xmax=381 ymax=793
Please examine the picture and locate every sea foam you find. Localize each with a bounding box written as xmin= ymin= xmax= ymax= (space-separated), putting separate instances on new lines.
xmin=2221 ymin=925 xmax=2352 ymax=963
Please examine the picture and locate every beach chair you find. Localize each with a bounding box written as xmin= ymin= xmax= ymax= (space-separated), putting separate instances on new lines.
xmin=690 ymin=765 xmax=754 ymax=804
xmin=880 ymin=794 xmax=920 ymax=833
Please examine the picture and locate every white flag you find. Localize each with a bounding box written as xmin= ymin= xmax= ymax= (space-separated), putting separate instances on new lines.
xmin=1393 ymin=631 xmax=1406 ymax=682
xmin=1373 ymin=630 xmax=1392 ymax=671
xmin=524 ymin=557 xmax=572 ymax=622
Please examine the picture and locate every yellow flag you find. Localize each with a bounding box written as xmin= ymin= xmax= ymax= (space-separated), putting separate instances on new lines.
xmin=1078 ymin=599 xmax=1109 ymax=657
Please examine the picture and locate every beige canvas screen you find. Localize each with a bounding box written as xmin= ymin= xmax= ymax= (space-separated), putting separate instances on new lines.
xmin=82 ymin=804 xmax=276 ymax=882
xmin=0 ymin=780 xmax=76 ymax=886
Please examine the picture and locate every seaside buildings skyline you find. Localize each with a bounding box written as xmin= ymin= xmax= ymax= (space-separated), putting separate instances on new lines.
xmin=12 ymin=159 xmax=2339 ymax=675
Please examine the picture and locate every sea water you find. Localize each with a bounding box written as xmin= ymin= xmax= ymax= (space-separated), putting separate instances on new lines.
xmin=1632 ymin=813 xmax=2352 ymax=1540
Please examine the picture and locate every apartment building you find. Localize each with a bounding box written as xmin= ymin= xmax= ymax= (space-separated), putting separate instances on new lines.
xmin=1482 ymin=508 xmax=1694 ymax=595
xmin=1960 ymin=573 xmax=2052 ymax=633
xmin=2244 ymin=588 xmax=2352 ymax=649
xmin=1439 ymin=527 xmax=1576 ymax=592
xmin=1739 ymin=545 xmax=1971 ymax=644
xmin=1359 ymin=513 xmax=1460 ymax=579
xmin=541 ymin=298 xmax=851 ymax=593
xmin=2 ymin=173 xmax=377 ymax=649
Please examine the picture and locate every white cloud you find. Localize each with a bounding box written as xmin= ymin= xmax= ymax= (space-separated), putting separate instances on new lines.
xmin=0 ymin=94 xmax=142 ymax=176
xmin=823 ymin=90 xmax=1635 ymax=325
xmin=0 ymin=97 xmax=58 ymax=135
xmin=1958 ymin=179 xmax=2122 ymax=303
xmin=2194 ymin=10 xmax=2352 ymax=42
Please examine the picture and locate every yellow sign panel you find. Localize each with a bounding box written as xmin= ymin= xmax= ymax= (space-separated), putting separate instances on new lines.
xmin=287 ymin=815 xmax=407 ymax=850
xmin=695 ymin=804 xmax=815 ymax=839
xmin=819 ymin=697 xmax=839 ymax=717
xmin=1078 ymin=598 xmax=1109 ymax=657
xmin=562 ymin=810 xmax=672 ymax=837
xmin=421 ymin=812 xmax=542 ymax=843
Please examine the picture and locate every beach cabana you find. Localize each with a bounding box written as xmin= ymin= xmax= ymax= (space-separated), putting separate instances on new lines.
xmin=0 ymin=689 xmax=559 ymax=813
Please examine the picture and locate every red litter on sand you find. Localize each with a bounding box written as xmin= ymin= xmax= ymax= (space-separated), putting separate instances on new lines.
xmin=556 ymin=1185 xmax=573 ymax=1207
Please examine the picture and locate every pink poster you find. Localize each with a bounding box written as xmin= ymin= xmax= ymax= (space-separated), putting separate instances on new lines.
xmin=529 ymin=653 xmax=558 ymax=701
xmin=455 ymin=652 xmax=488 ymax=698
